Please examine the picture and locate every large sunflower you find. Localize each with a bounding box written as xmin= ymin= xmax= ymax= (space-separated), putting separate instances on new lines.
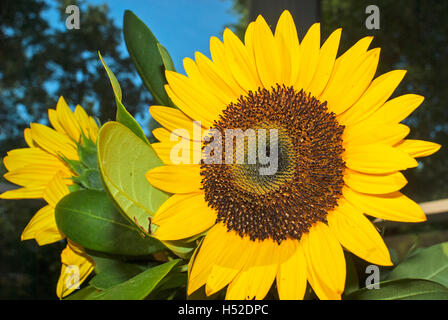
xmin=145 ymin=11 xmax=441 ymax=300
xmin=0 ymin=96 xmax=98 ymax=298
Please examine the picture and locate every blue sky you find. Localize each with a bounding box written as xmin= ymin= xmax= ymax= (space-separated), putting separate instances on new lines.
xmin=86 ymin=0 xmax=239 ymax=72
xmin=40 ymin=0 xmax=239 ymax=131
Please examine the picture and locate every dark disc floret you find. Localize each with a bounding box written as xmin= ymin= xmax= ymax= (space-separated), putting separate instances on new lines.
xmin=200 ymin=85 xmax=346 ymax=243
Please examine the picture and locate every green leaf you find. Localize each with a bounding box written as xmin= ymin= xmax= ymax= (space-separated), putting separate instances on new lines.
xmin=157 ymin=43 xmax=176 ymax=72
xmin=90 ymin=262 xmax=148 ymax=290
xmin=55 ymin=189 xmax=164 ymax=256
xmin=97 ymin=121 xmax=168 ymax=234
xmin=64 ymin=285 xmax=104 ymax=300
xmin=99 ymin=52 xmax=150 ymax=145
xmin=95 ymin=260 xmax=180 ymax=300
xmin=123 ymin=10 xmax=175 ymax=107
xmin=97 ymin=121 xmax=195 ymax=258
xmin=387 ymin=242 xmax=448 ymax=288
xmin=345 ymin=279 xmax=448 ymax=300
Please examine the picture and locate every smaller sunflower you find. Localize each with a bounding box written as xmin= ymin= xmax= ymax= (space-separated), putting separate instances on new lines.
xmin=0 ymin=96 xmax=98 ymax=298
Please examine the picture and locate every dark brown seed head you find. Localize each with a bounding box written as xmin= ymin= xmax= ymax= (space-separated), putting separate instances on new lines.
xmin=200 ymin=85 xmax=346 ymax=243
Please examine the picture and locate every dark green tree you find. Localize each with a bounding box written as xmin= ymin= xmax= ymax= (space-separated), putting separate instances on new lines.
xmin=0 ymin=0 xmax=151 ymax=152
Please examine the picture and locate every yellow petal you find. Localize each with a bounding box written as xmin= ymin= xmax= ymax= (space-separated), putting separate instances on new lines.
xmin=188 ymin=223 xmax=233 ymax=295
xmin=307 ymin=28 xmax=342 ymax=97
xmin=320 ymin=36 xmax=373 ymax=114
xmin=343 ymin=123 xmax=410 ymax=146
xmin=3 ymin=164 xmax=71 ymax=188
xmin=87 ymin=117 xmax=99 ymax=143
xmin=149 ymin=105 xmax=206 ymax=141
xmin=152 ymin=127 xmax=172 ymax=142
xmin=344 ymin=168 xmax=407 ymax=194
xmin=43 ymin=174 xmax=71 ymax=208
xmin=55 ymin=96 xmax=82 ymax=141
xmin=48 ymin=109 xmax=66 ymax=134
xmin=225 ymin=239 xmax=279 ymax=300
xmin=183 ymin=57 xmax=231 ymax=106
xmin=21 ymin=205 xmax=64 ymax=245
xmin=145 ymin=165 xmax=202 ymax=194
xmin=223 ymin=28 xmax=262 ymax=92
xmin=343 ymin=186 xmax=426 ymax=222
xmin=74 ymin=105 xmax=96 ymax=142
xmin=344 ymin=144 xmax=418 ymax=174
xmin=338 ymin=70 xmax=407 ymax=126
xmin=327 ymin=48 xmax=381 ymax=115
xmin=164 ymin=85 xmax=214 ymax=128
xmin=0 ymin=185 xmax=45 ymax=199
xmin=57 ymin=244 xmax=94 ymax=299
xmin=209 ymin=36 xmax=246 ymax=95
xmin=276 ymin=239 xmax=307 ymax=300
xmin=305 ymin=259 xmax=339 ymax=300
xmin=328 ymin=199 xmax=392 ymax=266
xmin=29 ymin=123 xmax=78 ymax=160
xmin=195 ymin=51 xmax=243 ymax=102
xmin=302 ymin=222 xmax=345 ymax=300
xmin=24 ymin=128 xmax=35 ymax=147
xmin=367 ymin=94 xmax=425 ymax=124
xmin=253 ymin=15 xmax=282 ymax=88
xmin=294 ymin=23 xmax=321 ymax=91
xmin=153 ymin=193 xmax=216 ymax=240
xmin=205 ymin=232 xmax=255 ymax=296
xmin=152 ymin=138 xmax=203 ymax=165
xmin=274 ymin=10 xmax=300 ymax=86
xmin=395 ymin=139 xmax=442 ymax=158
xmin=3 ymin=147 xmax=60 ymax=172
xmin=166 ymin=71 xmax=223 ymax=121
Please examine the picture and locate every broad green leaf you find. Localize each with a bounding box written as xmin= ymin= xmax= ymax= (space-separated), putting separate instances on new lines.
xmin=99 ymin=51 xmax=149 ymax=145
xmin=345 ymin=279 xmax=448 ymax=300
xmin=387 ymin=242 xmax=448 ymax=288
xmin=97 ymin=121 xmax=195 ymax=258
xmin=97 ymin=121 xmax=168 ymax=234
xmin=95 ymin=260 xmax=180 ymax=300
xmin=123 ymin=10 xmax=175 ymax=108
xmin=55 ymin=189 xmax=164 ymax=256
xmin=157 ymin=43 xmax=176 ymax=72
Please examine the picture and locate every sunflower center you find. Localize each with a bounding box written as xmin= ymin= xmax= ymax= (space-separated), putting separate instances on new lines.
xmin=200 ymin=85 xmax=346 ymax=243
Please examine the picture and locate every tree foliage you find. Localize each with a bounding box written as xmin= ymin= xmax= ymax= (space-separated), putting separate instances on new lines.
xmin=0 ymin=0 xmax=151 ymax=152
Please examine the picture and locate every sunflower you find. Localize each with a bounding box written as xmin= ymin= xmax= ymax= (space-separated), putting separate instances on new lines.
xmin=145 ymin=10 xmax=441 ymax=300
xmin=0 ymin=96 xmax=98 ymax=298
